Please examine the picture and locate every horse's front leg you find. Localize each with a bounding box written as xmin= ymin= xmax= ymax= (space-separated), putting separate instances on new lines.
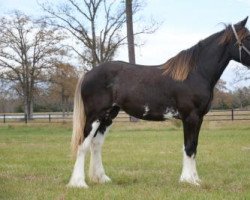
xmin=180 ymin=111 xmax=203 ymax=185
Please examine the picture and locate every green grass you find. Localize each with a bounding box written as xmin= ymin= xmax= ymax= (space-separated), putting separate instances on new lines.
xmin=0 ymin=121 xmax=250 ymax=200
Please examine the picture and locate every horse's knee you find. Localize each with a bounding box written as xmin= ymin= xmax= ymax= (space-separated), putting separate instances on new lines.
xmin=183 ymin=113 xmax=201 ymax=157
xmin=185 ymin=140 xmax=198 ymax=157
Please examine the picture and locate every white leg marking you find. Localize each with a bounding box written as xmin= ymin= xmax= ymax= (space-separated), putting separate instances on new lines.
xmin=67 ymin=120 xmax=100 ymax=188
xmin=180 ymin=147 xmax=201 ymax=185
xmin=143 ymin=105 xmax=150 ymax=117
xmin=89 ymin=126 xmax=111 ymax=184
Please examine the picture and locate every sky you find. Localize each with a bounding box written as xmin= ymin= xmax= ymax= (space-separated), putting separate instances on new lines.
xmin=0 ymin=0 xmax=250 ymax=89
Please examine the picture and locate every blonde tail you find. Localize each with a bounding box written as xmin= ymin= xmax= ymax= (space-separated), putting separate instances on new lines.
xmin=71 ymin=74 xmax=86 ymax=158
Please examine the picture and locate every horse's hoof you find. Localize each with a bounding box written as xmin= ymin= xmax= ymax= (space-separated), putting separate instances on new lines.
xmin=67 ymin=179 xmax=89 ymax=188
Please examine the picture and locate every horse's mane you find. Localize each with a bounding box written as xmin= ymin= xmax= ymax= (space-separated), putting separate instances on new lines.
xmin=162 ymin=24 xmax=249 ymax=81
xmin=162 ymin=44 xmax=200 ymax=81
xmin=219 ymin=24 xmax=249 ymax=44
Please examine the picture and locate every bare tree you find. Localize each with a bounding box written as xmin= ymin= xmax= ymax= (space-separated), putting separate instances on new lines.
xmin=0 ymin=11 xmax=65 ymax=118
xmin=233 ymin=86 xmax=250 ymax=108
xmin=233 ymin=64 xmax=250 ymax=83
xmin=39 ymin=0 xmax=157 ymax=70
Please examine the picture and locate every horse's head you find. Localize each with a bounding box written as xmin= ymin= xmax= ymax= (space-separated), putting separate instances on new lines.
xmin=229 ymin=17 xmax=250 ymax=67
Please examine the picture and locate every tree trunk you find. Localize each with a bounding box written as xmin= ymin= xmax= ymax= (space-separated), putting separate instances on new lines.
xmin=62 ymin=87 xmax=66 ymax=118
xmin=91 ymin=17 xmax=98 ymax=67
xmin=24 ymin=96 xmax=33 ymax=120
xmin=126 ymin=0 xmax=138 ymax=122
xmin=126 ymin=0 xmax=135 ymax=64
xmin=66 ymin=96 xmax=70 ymax=116
xmin=29 ymin=100 xmax=33 ymax=119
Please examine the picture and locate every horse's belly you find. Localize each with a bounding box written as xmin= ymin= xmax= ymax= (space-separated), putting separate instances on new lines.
xmin=122 ymin=104 xmax=179 ymax=121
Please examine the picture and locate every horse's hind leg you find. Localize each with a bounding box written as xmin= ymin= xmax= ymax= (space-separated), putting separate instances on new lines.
xmin=89 ymin=106 xmax=120 ymax=184
xmin=89 ymin=124 xmax=111 ymax=183
xmin=68 ymin=120 xmax=100 ymax=188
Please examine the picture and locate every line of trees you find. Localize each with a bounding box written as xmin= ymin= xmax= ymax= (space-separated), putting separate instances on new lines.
xmin=212 ymin=80 xmax=250 ymax=109
xmin=0 ymin=1 xmax=249 ymax=116
xmin=1 ymin=77 xmax=249 ymax=114
xmin=0 ymin=0 xmax=157 ymax=117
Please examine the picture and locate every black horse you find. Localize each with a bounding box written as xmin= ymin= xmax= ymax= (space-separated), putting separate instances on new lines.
xmin=68 ymin=18 xmax=250 ymax=188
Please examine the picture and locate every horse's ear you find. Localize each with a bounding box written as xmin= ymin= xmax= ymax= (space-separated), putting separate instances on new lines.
xmin=235 ymin=16 xmax=248 ymax=27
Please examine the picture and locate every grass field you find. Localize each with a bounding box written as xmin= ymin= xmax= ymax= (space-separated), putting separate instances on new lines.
xmin=0 ymin=121 xmax=250 ymax=200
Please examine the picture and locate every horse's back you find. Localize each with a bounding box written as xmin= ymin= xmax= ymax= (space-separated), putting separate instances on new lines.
xmin=83 ymin=61 xmax=163 ymax=90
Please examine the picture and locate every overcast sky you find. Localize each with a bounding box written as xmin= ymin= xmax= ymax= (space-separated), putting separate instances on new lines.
xmin=0 ymin=0 xmax=250 ymax=89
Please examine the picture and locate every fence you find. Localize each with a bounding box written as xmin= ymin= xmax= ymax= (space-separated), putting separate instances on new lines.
xmin=0 ymin=109 xmax=250 ymax=124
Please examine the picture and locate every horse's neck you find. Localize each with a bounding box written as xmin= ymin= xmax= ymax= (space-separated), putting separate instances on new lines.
xmin=197 ymin=40 xmax=231 ymax=89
